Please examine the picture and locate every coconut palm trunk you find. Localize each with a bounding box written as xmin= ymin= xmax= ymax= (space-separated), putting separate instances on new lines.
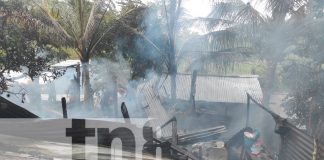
xmin=165 ymin=0 xmax=181 ymax=100
xmin=20 ymin=0 xmax=117 ymax=107
xmin=170 ymin=41 xmax=177 ymax=100
xmin=81 ymin=61 xmax=92 ymax=106
xmin=262 ymin=60 xmax=277 ymax=106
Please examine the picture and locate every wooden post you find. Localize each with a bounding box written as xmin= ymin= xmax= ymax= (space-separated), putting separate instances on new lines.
xmin=172 ymin=118 xmax=178 ymax=145
xmin=190 ymin=70 xmax=198 ymax=111
xmin=76 ymin=63 xmax=81 ymax=103
xmin=192 ymin=95 xmax=196 ymax=112
xmin=113 ymin=76 xmax=118 ymax=117
xmin=121 ymin=102 xmax=130 ymax=123
xmin=246 ymin=93 xmax=250 ymax=127
xmin=61 ymin=97 xmax=67 ymax=118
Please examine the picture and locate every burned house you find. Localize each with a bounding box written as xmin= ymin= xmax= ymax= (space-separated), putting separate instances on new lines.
xmin=0 ymin=71 xmax=322 ymax=160
xmin=135 ymin=73 xmax=323 ymax=159
xmin=135 ymin=73 xmax=265 ymax=159
xmin=142 ymin=73 xmax=263 ymax=131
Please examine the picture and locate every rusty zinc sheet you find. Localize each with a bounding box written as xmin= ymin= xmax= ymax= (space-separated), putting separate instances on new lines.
xmin=248 ymin=93 xmax=324 ymax=160
xmin=314 ymin=117 xmax=324 ymax=145
xmin=279 ymin=121 xmax=324 ymax=160
xmin=158 ymin=74 xmax=263 ymax=104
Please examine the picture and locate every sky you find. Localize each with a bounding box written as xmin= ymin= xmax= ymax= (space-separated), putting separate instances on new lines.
xmin=140 ymin=0 xmax=213 ymax=17
xmin=183 ymin=0 xmax=252 ymax=17
xmin=182 ymin=0 xmax=211 ymax=17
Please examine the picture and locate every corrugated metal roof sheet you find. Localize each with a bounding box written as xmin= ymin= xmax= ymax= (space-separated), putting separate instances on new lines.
xmin=158 ymin=74 xmax=263 ymax=104
xmin=137 ymin=80 xmax=173 ymax=137
xmin=315 ymin=117 xmax=324 ymax=144
xmin=137 ymin=73 xmax=262 ymax=137
xmin=51 ymin=60 xmax=80 ymax=68
xmin=0 ymin=96 xmax=39 ymax=118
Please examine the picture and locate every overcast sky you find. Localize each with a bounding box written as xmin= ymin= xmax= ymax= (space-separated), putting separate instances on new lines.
xmin=142 ymin=0 xmax=252 ymax=17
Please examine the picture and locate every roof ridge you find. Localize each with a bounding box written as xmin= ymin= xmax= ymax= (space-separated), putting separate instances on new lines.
xmin=162 ymin=73 xmax=259 ymax=78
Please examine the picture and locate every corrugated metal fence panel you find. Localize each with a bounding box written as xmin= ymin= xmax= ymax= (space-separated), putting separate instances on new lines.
xmin=280 ymin=122 xmax=324 ymax=160
xmin=318 ymin=141 xmax=324 ymax=160
xmin=137 ymin=80 xmax=172 ymax=138
xmin=315 ymin=117 xmax=324 ymax=145
xmin=158 ymin=74 xmax=191 ymax=100
xmin=248 ymin=94 xmax=324 ymax=160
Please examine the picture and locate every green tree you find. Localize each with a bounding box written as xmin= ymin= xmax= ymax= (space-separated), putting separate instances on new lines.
xmin=5 ymin=0 xmax=147 ymax=106
xmin=0 ymin=0 xmax=54 ymax=94
xmin=114 ymin=2 xmax=167 ymax=79
xmin=281 ymin=0 xmax=324 ymax=135
xmin=190 ymin=0 xmax=307 ymax=106
xmin=257 ymin=0 xmax=308 ymax=106
xmin=164 ymin=0 xmax=182 ymax=100
xmin=180 ymin=0 xmax=256 ymax=74
xmin=117 ymin=0 xmax=186 ymax=99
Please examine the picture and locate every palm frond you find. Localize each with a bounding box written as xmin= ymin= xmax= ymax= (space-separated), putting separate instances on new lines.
xmin=209 ymin=0 xmax=245 ymax=20
xmin=177 ymin=26 xmax=254 ymax=73
xmin=178 ymin=28 xmax=253 ymax=56
xmin=66 ymin=0 xmax=90 ymax=37
xmin=260 ymin=0 xmax=308 ymax=20
xmin=87 ymin=6 xmax=145 ymax=56
xmin=289 ymin=4 xmax=307 ymax=21
xmin=185 ymin=47 xmax=252 ymax=74
xmin=83 ymin=0 xmax=112 ymax=45
xmin=235 ymin=3 xmax=265 ymax=25
xmin=0 ymin=0 xmax=73 ymax=46
xmin=30 ymin=0 xmax=74 ymax=43
xmin=181 ymin=17 xmax=234 ymax=32
xmin=172 ymin=6 xmax=192 ymax=31
xmin=201 ymin=29 xmax=241 ymax=51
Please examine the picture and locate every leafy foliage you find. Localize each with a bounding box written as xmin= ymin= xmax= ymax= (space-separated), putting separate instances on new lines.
xmin=281 ymin=2 xmax=324 ymax=132
xmin=116 ymin=4 xmax=168 ymax=79
xmin=282 ymin=57 xmax=324 ymax=130
xmin=0 ymin=1 xmax=56 ymax=93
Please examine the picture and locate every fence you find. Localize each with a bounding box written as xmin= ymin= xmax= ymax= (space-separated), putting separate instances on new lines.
xmin=246 ymin=93 xmax=324 ymax=160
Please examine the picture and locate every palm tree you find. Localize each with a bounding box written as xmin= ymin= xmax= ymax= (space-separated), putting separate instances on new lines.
xmin=253 ymin=0 xmax=307 ymax=106
xmin=2 ymin=0 xmax=146 ymax=106
xmin=280 ymin=0 xmax=324 ymax=135
xmin=184 ymin=0 xmax=307 ymax=106
xmin=173 ymin=1 xmax=260 ymax=82
xmin=162 ymin=0 xmax=183 ymax=100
